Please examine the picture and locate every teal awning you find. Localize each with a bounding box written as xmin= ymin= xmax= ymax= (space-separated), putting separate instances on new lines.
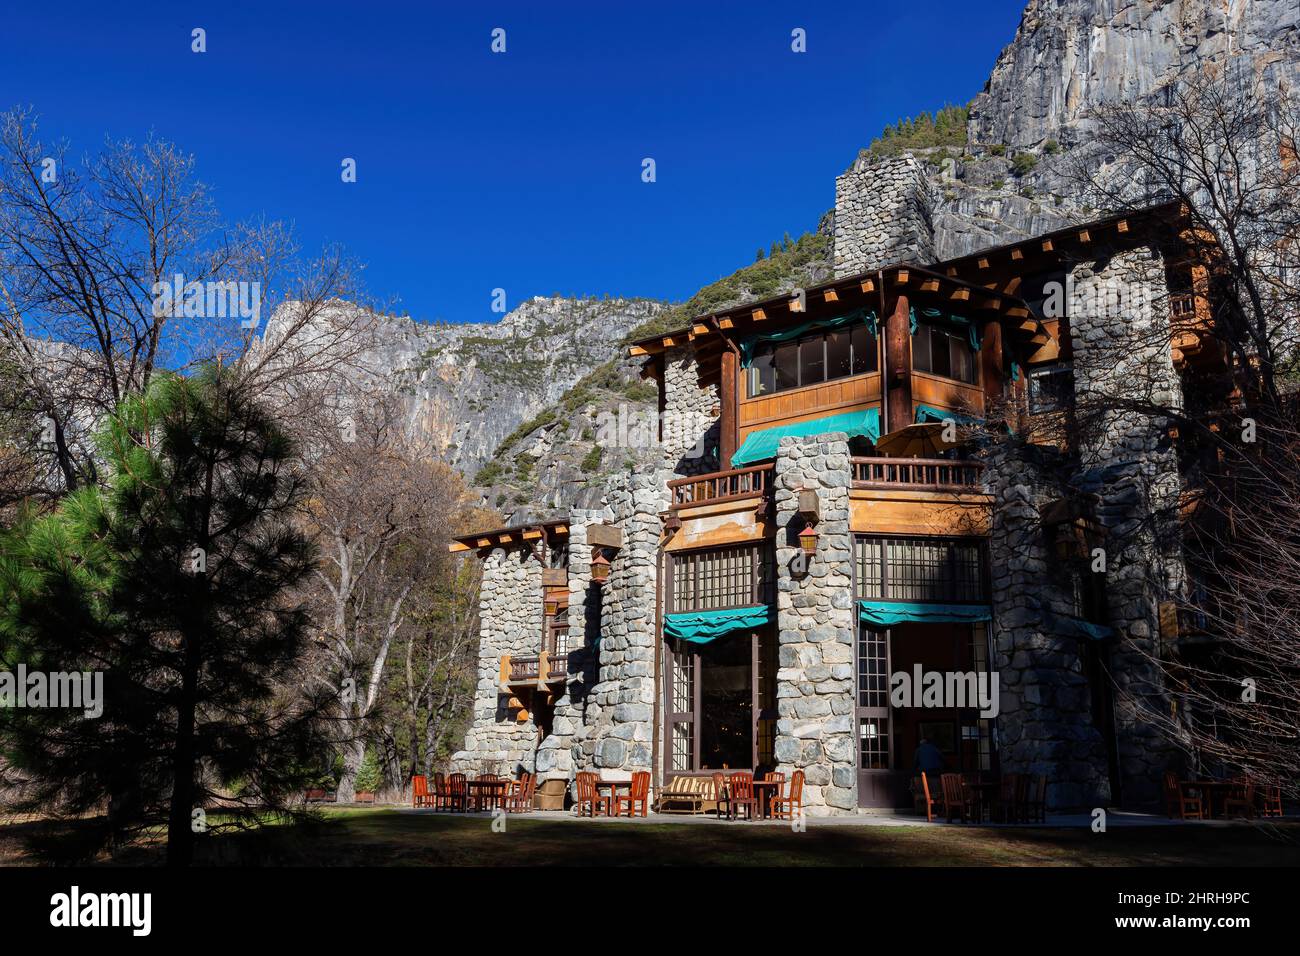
xmin=1046 ymin=612 xmax=1115 ymax=641
xmin=664 ymin=604 xmax=774 ymax=644
xmin=859 ymin=600 xmax=992 ymax=628
xmin=731 ymin=407 xmax=880 ymax=466
xmin=915 ymin=404 xmax=985 ymax=427
xmin=737 ymin=308 xmax=877 ymax=367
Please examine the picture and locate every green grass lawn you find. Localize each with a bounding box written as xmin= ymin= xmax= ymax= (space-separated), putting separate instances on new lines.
xmin=5 ymin=808 xmax=1298 ymax=866
xmin=185 ymin=809 xmax=1300 ymax=867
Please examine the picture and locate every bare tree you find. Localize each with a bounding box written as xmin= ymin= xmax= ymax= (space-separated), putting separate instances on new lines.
xmin=0 ymin=108 xmax=371 ymax=510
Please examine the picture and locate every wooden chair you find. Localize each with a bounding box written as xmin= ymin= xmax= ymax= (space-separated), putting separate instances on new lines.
xmin=505 ymin=772 xmax=535 ymax=812
xmin=940 ymin=773 xmax=977 ymax=823
xmin=446 ymin=772 xmax=468 ymax=813
xmin=917 ymin=772 xmax=941 ymax=822
xmin=1163 ymin=771 xmax=1202 ymax=820
xmin=995 ymin=773 xmax=1027 ymax=823
xmin=411 ymin=774 xmax=429 ymax=808
xmin=1258 ymin=781 xmax=1283 ymax=818
xmin=573 ymin=771 xmax=609 ymax=817
xmin=770 ymin=769 xmax=804 ymax=821
xmin=710 ymin=772 xmax=731 ymax=819
xmin=430 ymin=772 xmax=447 ymax=810
xmin=727 ymin=771 xmax=758 ymax=821
xmin=615 ymin=771 xmax=651 ymax=817
xmin=1223 ymin=778 xmax=1256 ymax=819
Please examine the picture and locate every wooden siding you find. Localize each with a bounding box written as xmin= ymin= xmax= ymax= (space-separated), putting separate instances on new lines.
xmin=849 ymin=489 xmax=991 ymax=536
xmin=738 ymin=373 xmax=881 ymax=441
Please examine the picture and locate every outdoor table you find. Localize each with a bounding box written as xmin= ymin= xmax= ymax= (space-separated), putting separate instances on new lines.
xmin=594 ymin=779 xmax=632 ymax=816
xmin=1184 ymin=780 xmax=1238 ymax=818
xmin=466 ymin=779 xmax=510 ymax=812
xmin=752 ymin=780 xmax=781 ymax=819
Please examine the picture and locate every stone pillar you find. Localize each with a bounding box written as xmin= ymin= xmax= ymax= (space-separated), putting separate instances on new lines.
xmin=986 ymin=444 xmax=1112 ymax=808
xmin=773 ymin=433 xmax=857 ymax=815
xmin=1068 ymin=244 xmax=1189 ymax=804
xmin=451 ymin=546 xmax=542 ymax=776
xmin=580 ymin=472 xmax=667 ymax=776
xmin=833 ymin=153 xmax=936 ymax=277
xmin=661 ymin=344 xmax=720 ymax=477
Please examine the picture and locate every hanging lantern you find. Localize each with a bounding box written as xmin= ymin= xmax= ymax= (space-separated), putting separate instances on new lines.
xmin=798 ymin=524 xmax=818 ymax=556
xmin=591 ymin=550 xmax=611 ymax=583
xmin=544 ymin=596 xmax=560 ymax=616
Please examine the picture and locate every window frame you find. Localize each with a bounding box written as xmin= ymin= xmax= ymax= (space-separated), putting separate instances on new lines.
xmin=747 ymin=324 xmax=878 ymax=398
xmin=911 ymin=324 xmax=979 ymax=386
xmin=1028 ymin=362 xmax=1074 ymax=415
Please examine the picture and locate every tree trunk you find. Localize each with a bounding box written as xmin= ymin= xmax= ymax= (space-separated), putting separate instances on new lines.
xmin=336 ymin=736 xmax=365 ymax=804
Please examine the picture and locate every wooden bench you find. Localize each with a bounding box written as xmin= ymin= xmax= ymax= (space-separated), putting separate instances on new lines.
xmin=654 ymin=775 xmax=721 ymax=815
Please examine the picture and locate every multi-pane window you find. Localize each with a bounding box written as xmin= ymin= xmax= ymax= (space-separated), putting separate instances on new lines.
xmin=669 ymin=649 xmax=694 ymax=771
xmin=854 ymin=536 xmax=987 ymax=603
xmin=1028 ymin=362 xmax=1074 ymax=414
xmin=859 ymin=718 xmax=890 ymax=770
xmin=856 ymin=627 xmax=891 ymax=770
xmin=670 ymin=544 xmax=773 ymax=612
xmin=911 ymin=325 xmax=977 ymax=384
xmin=748 ymin=324 xmax=877 ymax=397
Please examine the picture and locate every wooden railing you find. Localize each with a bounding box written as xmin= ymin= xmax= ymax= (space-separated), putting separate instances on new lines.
xmin=851 ymin=457 xmax=984 ymax=492
xmin=508 ymin=656 xmax=540 ymax=683
xmin=668 ymin=463 xmax=774 ymax=509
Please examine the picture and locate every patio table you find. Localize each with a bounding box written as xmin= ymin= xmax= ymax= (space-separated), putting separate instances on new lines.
xmin=1183 ymin=780 xmax=1238 ymax=819
xmin=751 ymin=780 xmax=781 ymax=819
xmin=466 ymin=779 xmax=511 ymax=812
xmin=594 ymin=779 xmax=632 ymax=815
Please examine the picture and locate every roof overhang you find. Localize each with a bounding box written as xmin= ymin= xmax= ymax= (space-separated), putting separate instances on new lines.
xmin=449 ymin=519 xmax=570 ymax=554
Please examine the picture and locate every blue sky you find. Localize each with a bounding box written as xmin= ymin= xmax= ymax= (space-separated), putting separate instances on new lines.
xmin=1 ymin=0 xmax=1027 ymax=324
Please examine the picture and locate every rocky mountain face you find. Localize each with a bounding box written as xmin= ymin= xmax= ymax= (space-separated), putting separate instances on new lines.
xmin=969 ymin=0 xmax=1299 ymax=151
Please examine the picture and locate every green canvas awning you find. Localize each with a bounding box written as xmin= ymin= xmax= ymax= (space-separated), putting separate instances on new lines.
xmin=1046 ymin=612 xmax=1115 ymax=641
xmin=738 ymin=308 xmax=877 ymax=367
xmin=664 ymin=604 xmax=774 ymax=644
xmin=730 ymin=407 xmax=880 ymax=467
xmin=915 ymin=404 xmax=985 ymax=427
xmin=858 ymin=600 xmax=992 ymax=628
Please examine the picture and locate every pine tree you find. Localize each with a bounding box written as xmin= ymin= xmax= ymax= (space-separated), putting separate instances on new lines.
xmin=0 ymin=370 xmax=331 ymax=865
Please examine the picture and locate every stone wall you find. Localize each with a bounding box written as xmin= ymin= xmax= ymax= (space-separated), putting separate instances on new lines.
xmin=772 ymin=433 xmax=857 ymax=815
xmin=661 ymin=344 xmax=719 ymax=475
xmin=451 ymin=546 xmax=542 ymax=776
xmin=578 ymin=472 xmax=667 ymax=777
xmin=986 ymin=444 xmax=1113 ymax=808
xmin=833 ymin=153 xmax=936 ymax=277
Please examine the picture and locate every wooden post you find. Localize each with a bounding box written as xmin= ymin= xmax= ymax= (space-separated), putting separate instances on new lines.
xmin=980 ymin=318 xmax=1004 ymax=406
xmin=885 ymin=294 xmax=913 ymax=434
xmin=720 ymin=348 xmax=738 ymax=467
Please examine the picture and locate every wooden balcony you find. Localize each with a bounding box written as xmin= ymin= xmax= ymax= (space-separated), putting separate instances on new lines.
xmin=499 ymin=648 xmax=569 ymax=691
xmin=851 ymin=457 xmax=984 ymax=492
xmin=668 ymin=463 xmax=774 ymax=510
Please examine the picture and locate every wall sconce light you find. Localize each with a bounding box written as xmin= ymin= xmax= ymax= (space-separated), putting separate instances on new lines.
xmin=798 ymin=524 xmax=819 ymax=556
xmin=590 ymin=549 xmax=611 ymax=583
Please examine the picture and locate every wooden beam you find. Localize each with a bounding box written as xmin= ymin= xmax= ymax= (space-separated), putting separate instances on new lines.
xmin=720 ymin=349 xmax=738 ymax=466
xmin=920 ymin=278 xmax=940 ymax=293
xmin=1006 ymin=306 xmax=1029 ymax=319
xmin=1117 ymin=219 xmax=1129 ymax=233
xmin=752 ymin=308 xmax=767 ymax=322
xmin=587 ymin=523 xmax=624 ymax=550
xmin=1041 ymin=239 xmax=1054 ymax=253
xmin=1003 ymin=276 xmax=1023 ymax=295
xmin=628 ymin=345 xmax=651 ymax=357
xmin=692 ymin=323 xmax=710 ymax=336
xmin=789 ymin=295 xmax=805 ymax=313
xmin=896 ymin=269 xmax=909 ymax=284
xmin=951 ymin=288 xmax=970 ymax=302
xmin=823 ymin=289 xmax=839 ymax=303
xmin=719 ymin=318 xmax=735 ymax=329
xmin=1010 ymin=248 xmax=1024 ymax=261
xmin=885 ymin=294 xmax=913 ymax=435
xmin=1077 ymin=229 xmax=1091 ymax=243
xmin=449 ymin=540 xmax=472 ymax=553
xmin=984 ymin=296 xmax=1002 ymax=311
xmin=946 ymin=267 xmax=958 ymax=277
xmin=661 ymin=336 xmax=680 ymax=348
xmin=977 ymin=258 xmax=989 ymax=270
xmin=860 ymin=278 xmax=876 ymax=294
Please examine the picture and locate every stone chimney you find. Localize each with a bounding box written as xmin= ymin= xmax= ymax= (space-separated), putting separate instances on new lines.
xmin=832 ymin=152 xmax=935 ymax=277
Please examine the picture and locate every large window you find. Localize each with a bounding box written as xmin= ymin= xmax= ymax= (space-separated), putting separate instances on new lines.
xmin=855 ymin=536 xmax=987 ymax=603
xmin=669 ymin=544 xmax=773 ymax=612
xmin=748 ymin=324 xmax=877 ymax=397
xmin=1028 ymin=362 xmax=1074 ymax=414
xmin=911 ymin=325 xmax=977 ymax=384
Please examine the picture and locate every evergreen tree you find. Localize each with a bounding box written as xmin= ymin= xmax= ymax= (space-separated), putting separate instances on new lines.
xmin=0 ymin=370 xmax=331 ymax=865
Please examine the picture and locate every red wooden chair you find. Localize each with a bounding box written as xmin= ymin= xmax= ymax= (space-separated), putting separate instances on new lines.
xmin=917 ymin=772 xmax=941 ymax=822
xmin=1258 ymin=781 xmax=1283 ymax=818
xmin=1163 ymin=771 xmax=1202 ymax=820
xmin=770 ymin=769 xmax=805 ymax=821
xmin=505 ymin=772 xmax=535 ymax=812
xmin=411 ymin=774 xmax=429 ymax=808
xmin=1224 ymin=778 xmax=1256 ymax=819
xmin=615 ymin=771 xmax=651 ymax=817
xmin=573 ymin=771 xmax=609 ymax=817
xmin=446 ymin=772 xmax=468 ymax=813
xmin=727 ymin=771 xmax=758 ymax=821
xmin=940 ymin=773 xmax=976 ymax=823
xmin=711 ymin=772 xmax=731 ymax=819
